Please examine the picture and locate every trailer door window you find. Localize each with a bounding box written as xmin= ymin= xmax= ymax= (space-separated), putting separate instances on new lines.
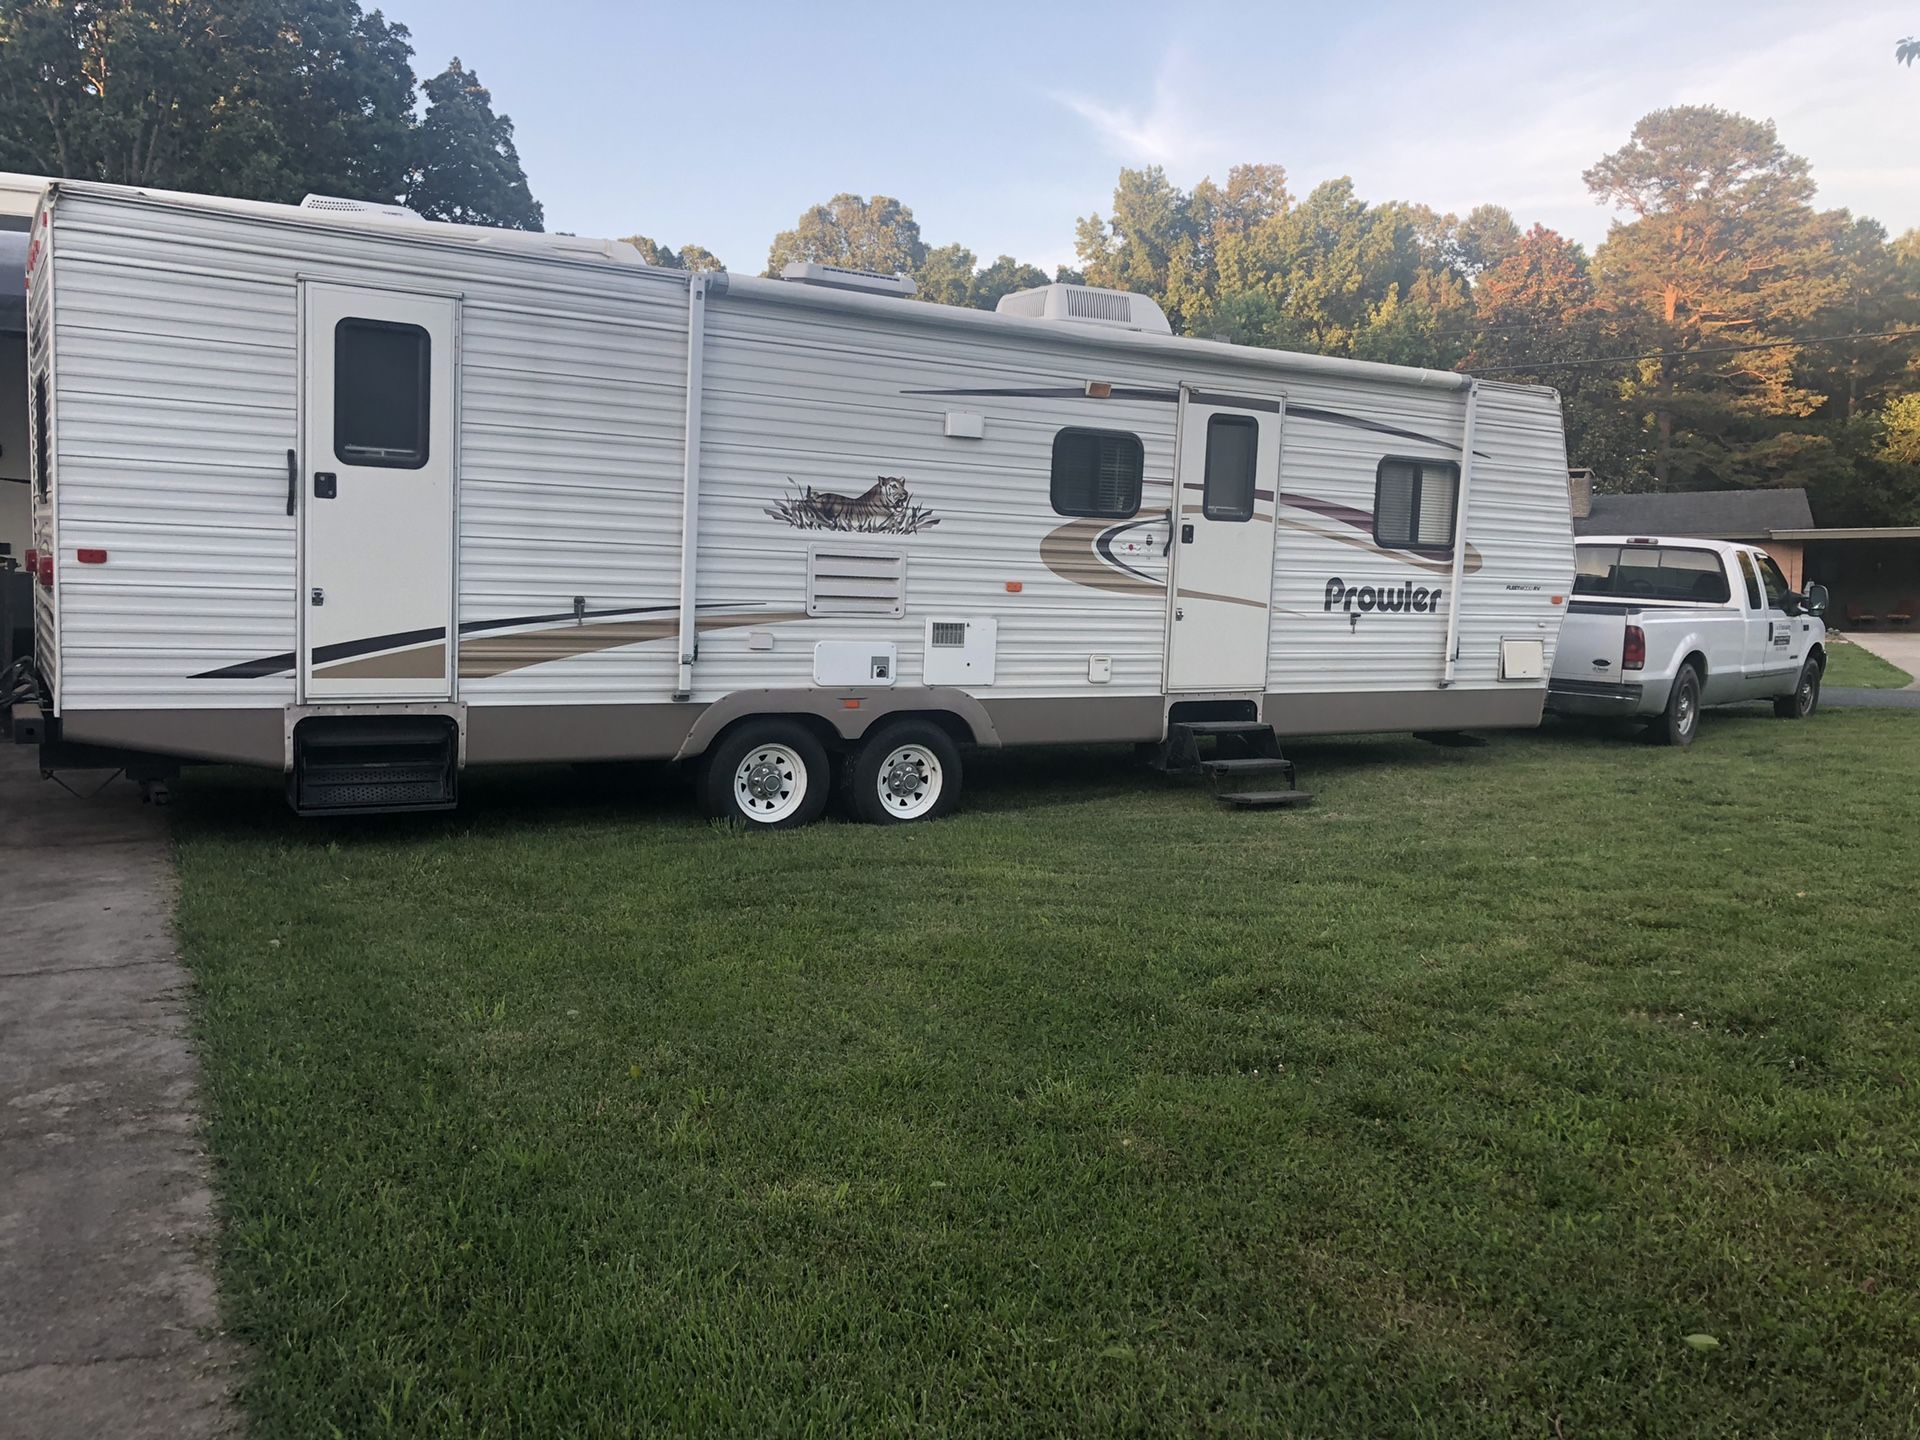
xmin=334 ymin=318 xmax=430 ymax=469
xmin=1050 ymin=428 xmax=1142 ymax=518
xmin=1202 ymin=414 xmax=1257 ymax=522
xmin=1374 ymin=458 xmax=1457 ymax=548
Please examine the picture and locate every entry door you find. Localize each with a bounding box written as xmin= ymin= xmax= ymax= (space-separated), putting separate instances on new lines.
xmin=301 ymin=284 xmax=456 ymax=700
xmin=1165 ymin=388 xmax=1282 ymax=692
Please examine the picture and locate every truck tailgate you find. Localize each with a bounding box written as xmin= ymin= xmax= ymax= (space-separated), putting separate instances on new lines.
xmin=1552 ymin=604 xmax=1630 ymax=685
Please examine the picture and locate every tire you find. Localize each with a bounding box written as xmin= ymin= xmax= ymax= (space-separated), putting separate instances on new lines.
xmin=846 ymin=719 xmax=963 ymax=825
xmin=1774 ymin=656 xmax=1822 ymax=719
xmin=699 ymin=719 xmax=830 ymax=829
xmin=1651 ymin=664 xmax=1701 ymax=747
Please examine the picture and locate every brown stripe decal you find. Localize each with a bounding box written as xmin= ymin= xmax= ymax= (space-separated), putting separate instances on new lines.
xmin=315 ymin=642 xmax=448 ymax=681
xmin=1276 ymin=516 xmax=1484 ymax=575
xmin=1176 ymin=587 xmax=1268 ymax=609
xmin=459 ymin=610 xmax=810 ymax=679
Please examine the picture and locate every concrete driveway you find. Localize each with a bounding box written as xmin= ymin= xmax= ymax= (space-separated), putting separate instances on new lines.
xmin=0 ymin=743 xmax=235 ymax=1437
xmin=1836 ymin=630 xmax=1920 ymax=689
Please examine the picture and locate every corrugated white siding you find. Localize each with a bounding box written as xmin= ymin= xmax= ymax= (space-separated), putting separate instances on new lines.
xmin=38 ymin=184 xmax=1574 ymax=731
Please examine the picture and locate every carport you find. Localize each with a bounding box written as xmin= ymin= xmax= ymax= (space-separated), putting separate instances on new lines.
xmin=1774 ymin=527 xmax=1920 ymax=631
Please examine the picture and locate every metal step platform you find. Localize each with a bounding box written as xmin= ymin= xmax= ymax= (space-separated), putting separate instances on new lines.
xmin=1152 ymin=720 xmax=1312 ymax=811
xmin=291 ymin=715 xmax=458 ymax=816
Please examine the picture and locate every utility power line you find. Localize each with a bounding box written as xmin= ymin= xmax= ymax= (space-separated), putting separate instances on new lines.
xmin=1471 ymin=327 xmax=1920 ymax=376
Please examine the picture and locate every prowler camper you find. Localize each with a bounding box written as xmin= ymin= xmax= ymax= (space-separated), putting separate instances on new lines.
xmin=12 ymin=180 xmax=1576 ymax=823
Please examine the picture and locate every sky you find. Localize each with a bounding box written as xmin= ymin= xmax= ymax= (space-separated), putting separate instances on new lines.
xmin=393 ymin=0 xmax=1919 ymax=272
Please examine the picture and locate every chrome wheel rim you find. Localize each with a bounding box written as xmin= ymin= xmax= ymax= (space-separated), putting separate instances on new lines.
xmin=1798 ymin=675 xmax=1815 ymax=714
xmin=733 ymin=744 xmax=807 ymax=823
xmin=876 ymin=744 xmax=942 ymax=819
xmin=1677 ymin=686 xmax=1696 ymax=735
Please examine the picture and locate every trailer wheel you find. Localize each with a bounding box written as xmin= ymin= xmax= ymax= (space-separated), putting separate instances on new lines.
xmin=1773 ymin=657 xmax=1821 ymax=719
xmin=847 ymin=720 xmax=962 ymax=825
xmin=1650 ymin=664 xmax=1701 ymax=748
xmin=700 ymin=720 xmax=830 ymax=828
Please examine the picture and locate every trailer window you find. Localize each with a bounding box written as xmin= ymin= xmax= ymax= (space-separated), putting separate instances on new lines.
xmin=1202 ymin=414 xmax=1258 ymax=522
xmin=1575 ymin=545 xmax=1731 ymax=603
xmin=1374 ymin=458 xmax=1457 ymax=548
xmin=31 ymin=377 xmax=48 ymax=499
xmin=334 ymin=318 xmax=429 ymax=469
xmin=1050 ymin=429 xmax=1142 ymax=518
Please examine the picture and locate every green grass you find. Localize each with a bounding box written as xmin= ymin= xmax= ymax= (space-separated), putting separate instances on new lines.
xmin=173 ymin=710 xmax=1920 ymax=1438
xmin=1824 ymin=639 xmax=1914 ymax=689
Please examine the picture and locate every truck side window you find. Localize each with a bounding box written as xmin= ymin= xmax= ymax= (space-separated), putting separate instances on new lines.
xmin=1736 ymin=552 xmax=1762 ymax=609
xmin=1756 ymin=554 xmax=1792 ymax=610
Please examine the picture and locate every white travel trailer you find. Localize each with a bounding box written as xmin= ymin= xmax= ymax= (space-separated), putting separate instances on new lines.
xmin=12 ymin=180 xmax=1576 ymax=822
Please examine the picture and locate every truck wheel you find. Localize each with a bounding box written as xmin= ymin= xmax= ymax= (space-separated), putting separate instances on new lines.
xmin=1774 ymin=657 xmax=1821 ymax=719
xmin=847 ymin=719 xmax=963 ymax=825
xmin=1651 ymin=664 xmax=1701 ymax=747
xmin=700 ymin=719 xmax=830 ymax=828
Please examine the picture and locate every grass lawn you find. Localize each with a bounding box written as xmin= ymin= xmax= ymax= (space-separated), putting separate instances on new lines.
xmin=173 ymin=709 xmax=1920 ymax=1438
xmin=1824 ymin=638 xmax=1915 ymax=689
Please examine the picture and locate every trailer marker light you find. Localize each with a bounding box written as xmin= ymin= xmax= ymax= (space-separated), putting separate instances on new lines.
xmin=23 ymin=547 xmax=36 ymax=572
xmin=76 ymin=547 xmax=107 ymax=564
xmin=841 ymin=698 xmax=861 ymax=710
xmin=1551 ymin=594 xmax=1564 ymax=605
xmin=37 ymin=553 xmax=53 ymax=587
xmin=1005 ymin=581 xmax=1023 ymax=593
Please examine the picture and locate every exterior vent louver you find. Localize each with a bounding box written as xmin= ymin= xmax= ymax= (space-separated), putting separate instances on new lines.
xmin=807 ymin=547 xmax=906 ymax=618
xmin=930 ymin=621 xmax=967 ymax=647
xmin=1065 ymin=288 xmax=1133 ymax=323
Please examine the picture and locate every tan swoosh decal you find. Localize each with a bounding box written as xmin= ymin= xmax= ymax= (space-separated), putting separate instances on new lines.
xmin=1040 ymin=518 xmax=1165 ymax=597
xmin=459 ymin=610 xmax=809 ymax=679
xmin=315 ymin=641 xmax=447 ymax=680
xmin=1277 ymin=516 xmax=1484 ymax=576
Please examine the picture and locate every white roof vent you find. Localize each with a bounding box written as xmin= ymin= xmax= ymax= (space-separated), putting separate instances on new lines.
xmin=779 ymin=261 xmax=916 ymax=298
xmin=994 ymin=283 xmax=1171 ymax=335
xmin=299 ymin=194 xmax=428 ymax=224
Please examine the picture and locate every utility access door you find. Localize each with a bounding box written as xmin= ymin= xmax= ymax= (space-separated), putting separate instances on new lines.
xmin=1165 ymin=388 xmax=1282 ymax=692
xmin=300 ymin=284 xmax=456 ymax=701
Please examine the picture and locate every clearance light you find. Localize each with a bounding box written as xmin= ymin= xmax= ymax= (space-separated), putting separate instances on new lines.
xmin=1005 ymin=581 xmax=1023 ymax=593
xmin=76 ymin=547 xmax=107 ymax=564
xmin=37 ymin=553 xmax=53 ymax=588
xmin=841 ymin=698 xmax=861 ymax=709
xmin=1550 ymin=594 xmax=1565 ymax=605
xmin=23 ymin=547 xmax=37 ymax=573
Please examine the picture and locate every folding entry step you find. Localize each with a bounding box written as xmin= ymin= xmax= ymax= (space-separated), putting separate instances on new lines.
xmin=291 ymin=715 xmax=458 ymax=816
xmin=1150 ymin=720 xmax=1312 ymax=810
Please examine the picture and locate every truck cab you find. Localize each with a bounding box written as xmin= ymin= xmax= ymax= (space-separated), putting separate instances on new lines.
xmin=1546 ymin=536 xmax=1827 ymax=745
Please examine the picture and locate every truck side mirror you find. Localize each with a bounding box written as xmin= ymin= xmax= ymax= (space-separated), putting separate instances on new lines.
xmin=1804 ymin=582 xmax=1829 ymax=617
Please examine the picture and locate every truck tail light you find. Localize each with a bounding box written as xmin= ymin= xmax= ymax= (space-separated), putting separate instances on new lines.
xmin=1623 ymin=624 xmax=1645 ymax=671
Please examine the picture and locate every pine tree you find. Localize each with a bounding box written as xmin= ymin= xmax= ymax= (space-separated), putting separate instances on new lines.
xmin=405 ymin=58 xmax=542 ymax=231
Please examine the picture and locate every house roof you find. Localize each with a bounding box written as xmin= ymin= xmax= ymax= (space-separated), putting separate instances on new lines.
xmin=1573 ymin=487 xmax=1815 ymax=539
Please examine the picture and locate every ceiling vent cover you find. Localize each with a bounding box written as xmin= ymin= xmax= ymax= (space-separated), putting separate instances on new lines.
xmin=994 ymin=283 xmax=1171 ymax=335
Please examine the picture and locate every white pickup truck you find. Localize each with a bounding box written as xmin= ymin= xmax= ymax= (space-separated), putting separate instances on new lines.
xmin=1546 ymin=536 xmax=1828 ymax=745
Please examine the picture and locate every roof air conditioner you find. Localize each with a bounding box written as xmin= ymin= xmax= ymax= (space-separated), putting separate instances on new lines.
xmin=299 ymin=194 xmax=428 ymax=224
xmin=994 ymin=283 xmax=1171 ymax=335
xmin=779 ymin=261 xmax=916 ymax=298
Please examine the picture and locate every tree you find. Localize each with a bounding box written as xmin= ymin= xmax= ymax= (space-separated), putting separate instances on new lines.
xmin=766 ymin=193 xmax=925 ymax=276
xmin=969 ymin=255 xmax=1048 ymax=310
xmin=623 ymin=235 xmax=724 ymax=271
xmin=1585 ymin=106 xmax=1838 ymax=487
xmin=0 ymin=0 xmax=417 ymax=202
xmin=912 ymin=241 xmax=976 ymax=306
xmin=404 ymin=58 xmax=541 ymax=230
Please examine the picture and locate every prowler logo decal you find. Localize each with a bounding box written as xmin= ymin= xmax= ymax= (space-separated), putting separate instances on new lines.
xmin=1324 ymin=577 xmax=1444 ymax=614
xmin=766 ymin=475 xmax=939 ymax=534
